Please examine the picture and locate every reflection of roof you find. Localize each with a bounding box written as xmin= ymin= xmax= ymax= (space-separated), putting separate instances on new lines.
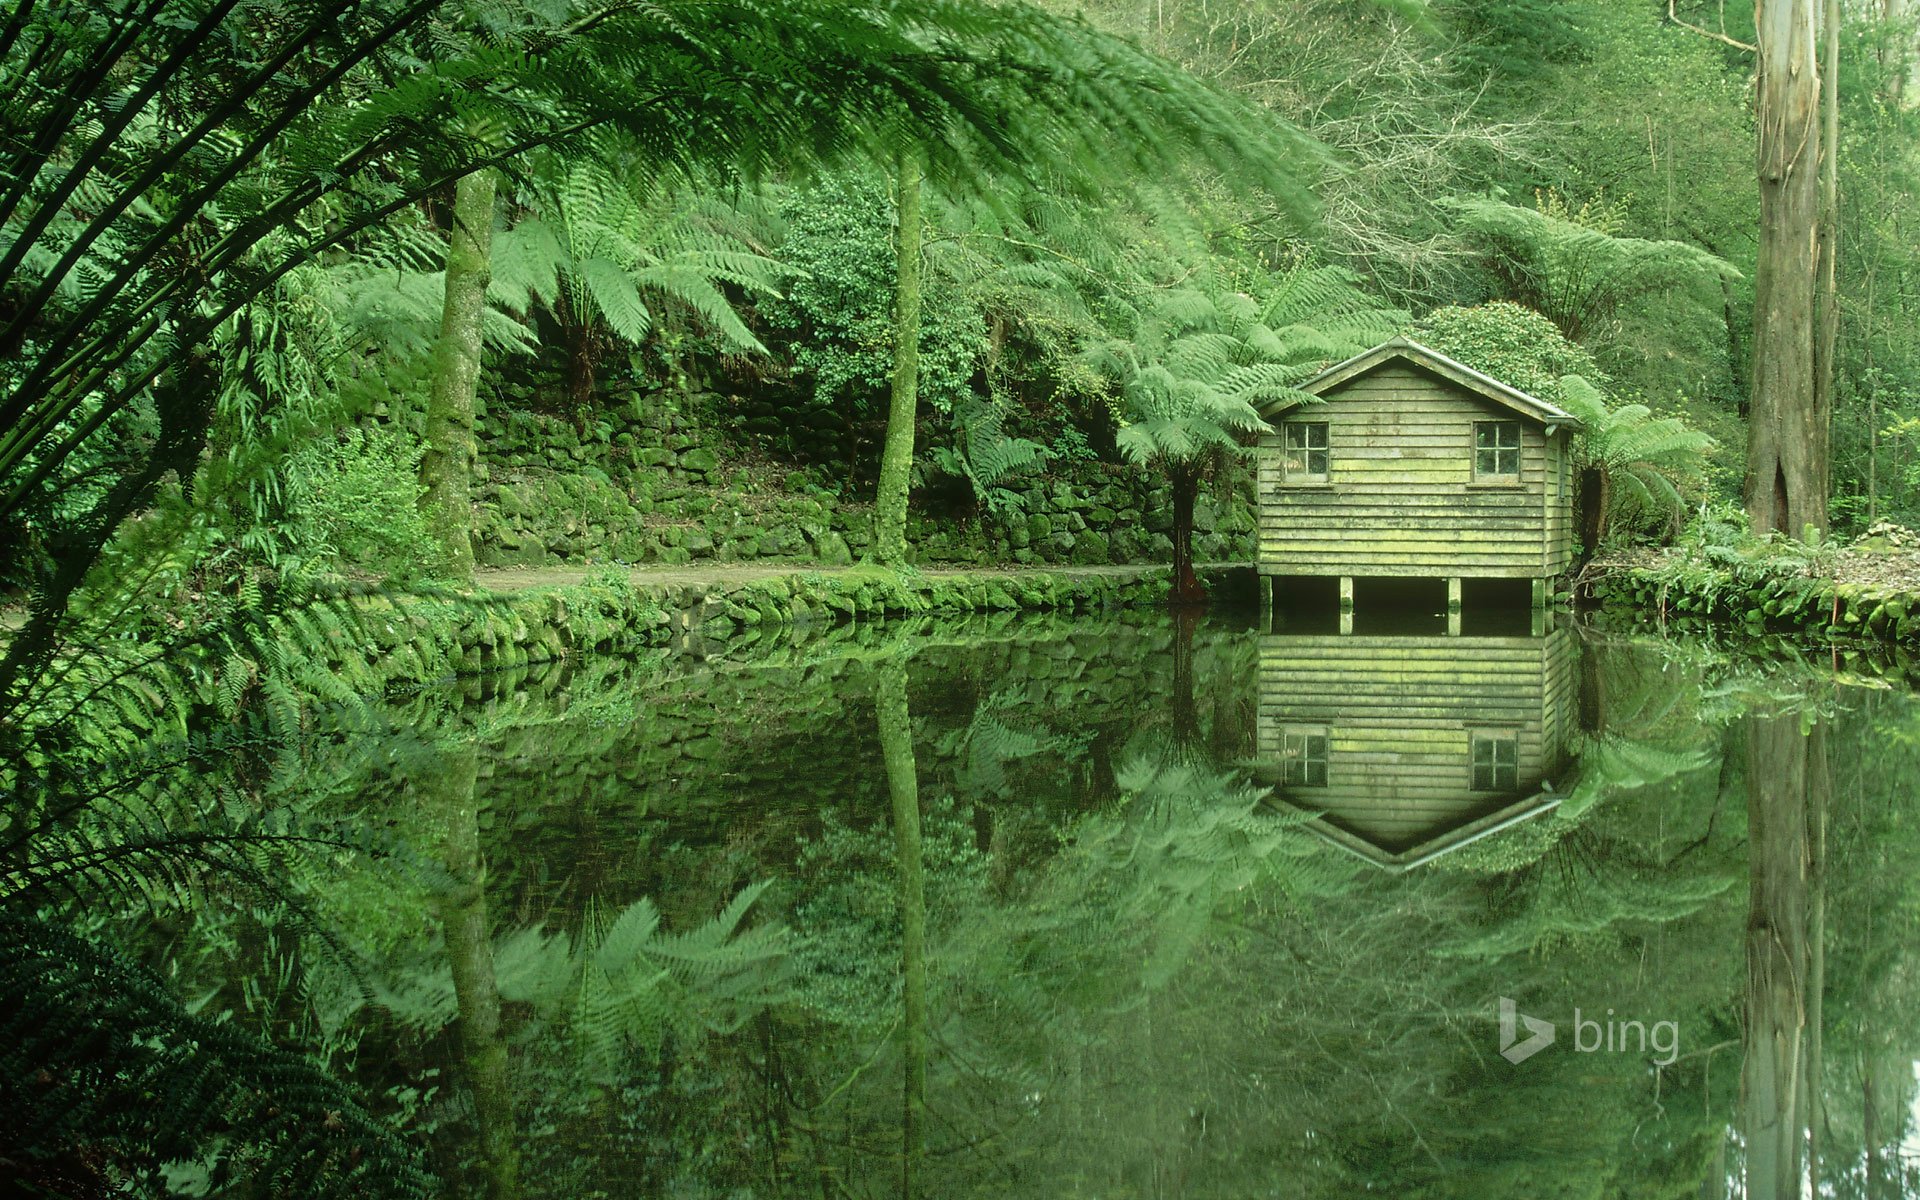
xmin=1266 ymin=781 xmax=1572 ymax=873
xmin=1259 ymin=335 xmax=1582 ymax=428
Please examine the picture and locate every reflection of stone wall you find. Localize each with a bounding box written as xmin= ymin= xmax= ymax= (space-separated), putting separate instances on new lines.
xmin=460 ymin=618 xmax=1260 ymax=918
xmin=319 ymin=565 xmax=1199 ymax=694
xmin=470 ymin=400 xmax=1257 ymax=569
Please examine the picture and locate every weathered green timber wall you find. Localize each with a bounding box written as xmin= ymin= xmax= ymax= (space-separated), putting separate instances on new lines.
xmin=1257 ymin=365 xmax=1573 ymax=579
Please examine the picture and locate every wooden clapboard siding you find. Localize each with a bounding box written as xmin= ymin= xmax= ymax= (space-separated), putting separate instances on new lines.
xmin=1257 ymin=359 xmax=1578 ymax=579
xmin=1253 ymin=629 xmax=1575 ymax=859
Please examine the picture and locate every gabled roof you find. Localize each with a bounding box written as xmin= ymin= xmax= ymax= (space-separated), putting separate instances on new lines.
xmin=1263 ymin=336 xmax=1581 ymax=429
xmin=1278 ymin=783 xmax=1572 ymax=874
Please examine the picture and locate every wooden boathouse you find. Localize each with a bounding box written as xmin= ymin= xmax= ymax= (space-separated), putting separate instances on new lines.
xmin=1256 ymin=337 xmax=1580 ymax=628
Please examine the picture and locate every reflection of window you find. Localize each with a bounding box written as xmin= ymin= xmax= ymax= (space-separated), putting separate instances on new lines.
xmin=1471 ymin=732 xmax=1519 ymax=792
xmin=1282 ymin=726 xmax=1329 ymax=787
xmin=1475 ymin=421 xmax=1521 ymax=478
xmin=1283 ymin=422 xmax=1329 ymax=483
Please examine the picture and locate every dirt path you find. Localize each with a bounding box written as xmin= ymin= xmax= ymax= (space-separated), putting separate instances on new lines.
xmin=474 ymin=561 xmax=1183 ymax=594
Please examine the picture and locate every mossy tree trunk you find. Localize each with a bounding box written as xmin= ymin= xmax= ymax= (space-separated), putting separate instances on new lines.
xmin=876 ymin=662 xmax=927 ymax=1196
xmin=417 ymin=744 xmax=520 ymax=1200
xmin=421 ymin=169 xmax=498 ymax=583
xmin=1746 ymin=0 xmax=1828 ymax=540
xmin=874 ymin=148 xmax=924 ymax=567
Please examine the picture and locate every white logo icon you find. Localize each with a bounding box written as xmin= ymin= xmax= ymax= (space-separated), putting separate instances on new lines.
xmin=1499 ymin=996 xmax=1555 ymax=1063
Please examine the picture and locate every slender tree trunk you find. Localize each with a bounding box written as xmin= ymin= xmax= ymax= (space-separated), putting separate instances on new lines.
xmin=418 ymin=745 xmax=520 ymax=1200
xmin=877 ymin=662 xmax=926 ymax=1198
xmin=421 ymin=169 xmax=498 ymax=582
xmin=1742 ymin=712 xmax=1813 ymax=1200
xmin=874 ymin=148 xmax=924 ymax=567
xmin=1813 ymin=0 xmax=1841 ymax=520
xmin=1168 ymin=462 xmax=1205 ymax=606
xmin=1746 ymin=0 xmax=1829 ymax=540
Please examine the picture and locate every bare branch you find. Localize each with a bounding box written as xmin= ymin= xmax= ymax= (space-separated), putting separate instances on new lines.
xmin=1668 ymin=0 xmax=1757 ymax=53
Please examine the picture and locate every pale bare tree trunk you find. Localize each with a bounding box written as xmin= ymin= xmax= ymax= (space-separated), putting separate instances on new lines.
xmin=1747 ymin=1 xmax=1829 ymax=539
xmin=874 ymin=149 xmax=924 ymax=567
xmin=421 ymin=170 xmax=498 ymax=582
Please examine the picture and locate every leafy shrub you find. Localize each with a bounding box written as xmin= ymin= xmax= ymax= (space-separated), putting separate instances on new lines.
xmin=287 ymin=427 xmax=441 ymax=580
xmin=762 ymin=173 xmax=986 ymax=424
xmin=1415 ymin=300 xmax=1604 ymax=400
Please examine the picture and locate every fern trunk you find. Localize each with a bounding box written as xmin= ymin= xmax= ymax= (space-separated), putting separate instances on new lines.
xmin=1576 ymin=466 xmax=1609 ymax=561
xmin=1168 ymin=461 xmax=1205 ymax=606
xmin=422 ymin=745 xmax=521 ymax=1200
xmin=877 ymin=663 xmax=927 ymax=1195
xmin=874 ymin=148 xmax=924 ymax=567
xmin=421 ymin=169 xmax=497 ymax=583
xmin=1746 ymin=0 xmax=1828 ymax=540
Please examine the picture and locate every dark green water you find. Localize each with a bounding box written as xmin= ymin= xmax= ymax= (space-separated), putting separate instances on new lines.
xmin=198 ymin=611 xmax=1920 ymax=1198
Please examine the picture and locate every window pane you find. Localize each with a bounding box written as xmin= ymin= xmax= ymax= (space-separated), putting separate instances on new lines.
xmin=1308 ymin=449 xmax=1328 ymax=475
xmin=1476 ymin=423 xmax=1520 ymax=477
xmin=1471 ymin=733 xmax=1519 ymax=791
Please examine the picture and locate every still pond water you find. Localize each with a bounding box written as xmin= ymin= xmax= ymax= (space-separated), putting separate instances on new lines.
xmin=278 ymin=607 xmax=1920 ymax=1198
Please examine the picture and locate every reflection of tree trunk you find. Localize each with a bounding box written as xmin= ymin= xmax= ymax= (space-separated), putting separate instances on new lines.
xmin=877 ymin=663 xmax=926 ymax=1199
xmin=1805 ymin=724 xmax=1828 ymax=1195
xmin=420 ymin=745 xmax=521 ymax=1200
xmin=1742 ymin=713 xmax=1814 ymax=1200
xmin=1170 ymin=607 xmax=1200 ymax=759
xmin=1863 ymin=1056 xmax=1879 ymax=1198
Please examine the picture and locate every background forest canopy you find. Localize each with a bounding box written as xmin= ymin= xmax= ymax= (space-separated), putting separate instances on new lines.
xmin=2 ymin=0 xmax=1918 ymax=618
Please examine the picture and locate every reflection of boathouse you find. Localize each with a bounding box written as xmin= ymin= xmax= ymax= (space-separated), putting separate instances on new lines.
xmin=1253 ymin=627 xmax=1578 ymax=870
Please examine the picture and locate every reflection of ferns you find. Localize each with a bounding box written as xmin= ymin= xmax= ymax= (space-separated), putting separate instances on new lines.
xmin=0 ymin=916 xmax=430 ymax=1199
xmin=942 ymin=685 xmax=1089 ymax=801
xmin=381 ymin=884 xmax=792 ymax=1084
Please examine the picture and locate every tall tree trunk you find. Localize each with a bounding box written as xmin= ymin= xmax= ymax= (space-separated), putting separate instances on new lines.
xmin=417 ymin=744 xmax=520 ymax=1200
xmin=874 ymin=148 xmax=924 ymax=567
xmin=877 ymin=662 xmax=926 ymax=1197
xmin=1813 ymin=0 xmax=1841 ymax=521
xmin=1168 ymin=462 xmax=1205 ymax=606
xmin=1742 ymin=712 xmax=1814 ymax=1200
xmin=421 ymin=169 xmax=498 ymax=582
xmin=1746 ymin=0 xmax=1829 ymax=540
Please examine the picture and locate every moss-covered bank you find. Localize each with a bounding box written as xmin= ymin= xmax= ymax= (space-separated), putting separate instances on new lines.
xmin=1587 ymin=545 xmax=1920 ymax=644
